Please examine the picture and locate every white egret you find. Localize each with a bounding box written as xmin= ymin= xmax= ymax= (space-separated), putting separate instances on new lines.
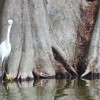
xmin=0 ymin=19 xmax=13 ymax=82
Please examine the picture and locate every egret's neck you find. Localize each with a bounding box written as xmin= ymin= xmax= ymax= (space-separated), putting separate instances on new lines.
xmin=6 ymin=24 xmax=12 ymax=43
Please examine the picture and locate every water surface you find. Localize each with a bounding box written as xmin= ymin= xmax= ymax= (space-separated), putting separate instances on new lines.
xmin=0 ymin=79 xmax=100 ymax=100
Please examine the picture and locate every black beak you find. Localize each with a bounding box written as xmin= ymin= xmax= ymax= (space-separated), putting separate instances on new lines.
xmin=4 ymin=23 xmax=8 ymax=26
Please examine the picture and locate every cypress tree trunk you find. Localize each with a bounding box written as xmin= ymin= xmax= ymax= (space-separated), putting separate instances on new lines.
xmin=0 ymin=0 xmax=99 ymax=80
xmin=82 ymin=0 xmax=100 ymax=77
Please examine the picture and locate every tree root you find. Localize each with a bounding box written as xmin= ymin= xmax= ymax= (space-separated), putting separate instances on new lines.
xmin=52 ymin=44 xmax=77 ymax=76
xmin=81 ymin=58 xmax=98 ymax=77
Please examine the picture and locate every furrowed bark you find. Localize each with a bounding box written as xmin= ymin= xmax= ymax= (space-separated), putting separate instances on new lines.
xmin=47 ymin=0 xmax=81 ymax=74
xmin=82 ymin=1 xmax=100 ymax=77
xmin=28 ymin=0 xmax=55 ymax=78
xmin=77 ymin=0 xmax=99 ymax=75
xmin=0 ymin=0 xmax=5 ymax=42
xmin=18 ymin=0 xmax=35 ymax=80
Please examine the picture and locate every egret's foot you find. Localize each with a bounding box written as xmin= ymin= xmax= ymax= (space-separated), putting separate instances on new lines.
xmin=6 ymin=82 xmax=12 ymax=89
xmin=6 ymin=74 xmax=13 ymax=82
xmin=2 ymin=80 xmax=4 ymax=83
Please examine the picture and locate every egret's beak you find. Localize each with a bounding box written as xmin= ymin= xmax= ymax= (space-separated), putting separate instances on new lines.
xmin=4 ymin=23 xmax=8 ymax=26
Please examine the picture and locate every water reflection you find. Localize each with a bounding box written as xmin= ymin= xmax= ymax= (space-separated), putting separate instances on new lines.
xmin=0 ymin=79 xmax=100 ymax=100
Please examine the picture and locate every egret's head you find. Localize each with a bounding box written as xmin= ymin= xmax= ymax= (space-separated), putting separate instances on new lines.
xmin=8 ymin=19 xmax=13 ymax=25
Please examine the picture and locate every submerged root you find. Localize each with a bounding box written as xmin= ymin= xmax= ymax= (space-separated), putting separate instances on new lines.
xmin=81 ymin=67 xmax=91 ymax=77
xmin=81 ymin=58 xmax=98 ymax=77
xmin=33 ymin=65 xmax=55 ymax=79
xmin=54 ymin=60 xmax=72 ymax=77
xmin=17 ymin=71 xmax=34 ymax=81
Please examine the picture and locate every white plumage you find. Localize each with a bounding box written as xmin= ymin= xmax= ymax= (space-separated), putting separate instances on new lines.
xmin=0 ymin=19 xmax=13 ymax=80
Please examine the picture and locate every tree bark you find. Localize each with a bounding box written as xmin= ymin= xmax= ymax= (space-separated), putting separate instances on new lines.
xmin=0 ymin=0 xmax=99 ymax=80
xmin=82 ymin=0 xmax=100 ymax=77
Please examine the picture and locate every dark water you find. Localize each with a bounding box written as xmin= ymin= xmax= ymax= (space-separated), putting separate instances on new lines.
xmin=0 ymin=79 xmax=100 ymax=100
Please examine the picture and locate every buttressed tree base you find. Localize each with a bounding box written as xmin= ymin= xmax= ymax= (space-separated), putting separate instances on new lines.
xmin=0 ymin=0 xmax=100 ymax=80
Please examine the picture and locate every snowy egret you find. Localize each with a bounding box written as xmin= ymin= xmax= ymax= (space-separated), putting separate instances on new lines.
xmin=0 ymin=19 xmax=13 ymax=82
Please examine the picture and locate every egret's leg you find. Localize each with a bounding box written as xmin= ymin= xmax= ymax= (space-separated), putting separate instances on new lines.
xmin=1 ymin=60 xmax=4 ymax=82
xmin=4 ymin=59 xmax=12 ymax=81
xmin=3 ymin=59 xmax=6 ymax=75
xmin=2 ymin=59 xmax=6 ymax=82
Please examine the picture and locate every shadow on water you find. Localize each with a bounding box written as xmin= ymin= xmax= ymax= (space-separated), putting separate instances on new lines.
xmin=0 ymin=79 xmax=100 ymax=100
